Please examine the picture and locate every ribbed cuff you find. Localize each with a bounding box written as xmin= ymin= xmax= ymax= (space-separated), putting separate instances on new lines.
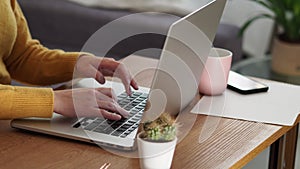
xmin=11 ymin=86 xmax=54 ymax=119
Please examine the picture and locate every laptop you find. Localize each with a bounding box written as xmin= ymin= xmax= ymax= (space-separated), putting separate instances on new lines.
xmin=11 ymin=0 xmax=226 ymax=150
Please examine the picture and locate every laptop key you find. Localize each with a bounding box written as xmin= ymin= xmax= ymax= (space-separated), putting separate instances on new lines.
xmin=130 ymin=118 xmax=140 ymax=123
xmin=94 ymin=123 xmax=108 ymax=130
xmin=135 ymin=98 xmax=144 ymax=102
xmin=111 ymin=123 xmax=122 ymax=129
xmin=93 ymin=127 xmax=106 ymax=133
xmin=84 ymin=122 xmax=100 ymax=131
xmin=131 ymin=108 xmax=140 ymax=113
xmin=127 ymin=127 xmax=136 ymax=132
xmin=118 ymin=102 xmax=127 ymax=107
xmin=73 ymin=122 xmax=81 ymax=128
xmin=118 ymin=93 xmax=128 ymax=98
xmin=82 ymin=90 xmax=148 ymax=137
xmin=133 ymin=123 xmax=139 ymax=128
xmin=121 ymin=131 xmax=132 ymax=137
xmin=103 ymin=127 xmax=114 ymax=134
xmin=111 ymin=131 xmax=123 ymax=136
xmin=116 ymin=127 xmax=127 ymax=132
xmin=106 ymin=120 xmax=114 ymax=124
xmin=131 ymin=102 xmax=140 ymax=106
xmin=95 ymin=118 xmax=105 ymax=123
xmin=135 ymin=115 xmax=142 ymax=118
xmin=118 ymin=118 xmax=128 ymax=123
xmin=120 ymin=132 xmax=132 ymax=137
xmin=124 ymin=105 xmax=134 ymax=111
xmin=121 ymin=124 xmax=132 ymax=129
xmin=128 ymin=113 xmax=135 ymax=118
xmin=114 ymin=121 xmax=124 ymax=125
xmin=132 ymin=92 xmax=143 ymax=97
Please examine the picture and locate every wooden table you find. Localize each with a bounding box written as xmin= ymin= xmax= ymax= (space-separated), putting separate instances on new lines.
xmin=0 ymin=55 xmax=299 ymax=169
xmin=232 ymin=56 xmax=300 ymax=169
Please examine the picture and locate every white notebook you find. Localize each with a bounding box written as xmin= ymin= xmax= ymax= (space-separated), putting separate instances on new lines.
xmin=191 ymin=79 xmax=300 ymax=126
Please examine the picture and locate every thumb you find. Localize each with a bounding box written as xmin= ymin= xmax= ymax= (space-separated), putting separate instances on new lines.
xmin=95 ymin=70 xmax=105 ymax=84
xmin=91 ymin=66 xmax=105 ymax=84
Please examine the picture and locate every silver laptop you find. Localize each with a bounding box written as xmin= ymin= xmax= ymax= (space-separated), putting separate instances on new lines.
xmin=11 ymin=0 xmax=226 ymax=150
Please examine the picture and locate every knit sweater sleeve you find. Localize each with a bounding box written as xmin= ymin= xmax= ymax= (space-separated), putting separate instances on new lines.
xmin=0 ymin=0 xmax=83 ymax=119
xmin=4 ymin=0 xmax=80 ymax=85
xmin=0 ymin=84 xmax=53 ymax=119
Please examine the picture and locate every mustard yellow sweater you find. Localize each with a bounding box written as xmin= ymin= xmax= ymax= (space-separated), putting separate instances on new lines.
xmin=0 ymin=0 xmax=80 ymax=119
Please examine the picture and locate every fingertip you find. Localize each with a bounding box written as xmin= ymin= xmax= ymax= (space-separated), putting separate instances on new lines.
xmin=113 ymin=113 xmax=122 ymax=120
xmin=96 ymin=71 xmax=105 ymax=84
xmin=124 ymin=84 xmax=132 ymax=96
xmin=118 ymin=107 xmax=129 ymax=118
xmin=98 ymin=77 xmax=105 ymax=84
xmin=99 ymin=109 xmax=121 ymax=120
xmin=108 ymin=112 xmax=122 ymax=120
xmin=134 ymin=86 xmax=139 ymax=90
xmin=123 ymin=111 xmax=129 ymax=119
xmin=131 ymin=80 xmax=139 ymax=90
xmin=126 ymin=88 xmax=132 ymax=96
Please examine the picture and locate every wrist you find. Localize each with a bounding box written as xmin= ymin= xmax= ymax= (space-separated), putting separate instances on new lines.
xmin=78 ymin=53 xmax=94 ymax=60
xmin=53 ymin=91 xmax=62 ymax=114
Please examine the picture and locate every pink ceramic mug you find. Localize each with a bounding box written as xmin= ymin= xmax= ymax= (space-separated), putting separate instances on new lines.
xmin=199 ymin=48 xmax=232 ymax=95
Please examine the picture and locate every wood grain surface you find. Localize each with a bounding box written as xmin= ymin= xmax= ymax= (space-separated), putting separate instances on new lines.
xmin=0 ymin=55 xmax=298 ymax=169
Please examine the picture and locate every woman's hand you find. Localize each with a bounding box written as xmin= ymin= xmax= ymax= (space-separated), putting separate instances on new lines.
xmin=75 ymin=54 xmax=139 ymax=95
xmin=53 ymin=88 xmax=128 ymax=120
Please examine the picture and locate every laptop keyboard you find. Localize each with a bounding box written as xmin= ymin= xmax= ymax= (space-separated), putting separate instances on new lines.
xmin=73 ymin=91 xmax=148 ymax=138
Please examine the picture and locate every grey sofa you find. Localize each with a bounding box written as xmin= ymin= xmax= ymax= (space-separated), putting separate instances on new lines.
xmin=18 ymin=0 xmax=243 ymax=63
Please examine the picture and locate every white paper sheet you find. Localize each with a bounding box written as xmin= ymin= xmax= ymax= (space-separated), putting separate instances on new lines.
xmin=191 ymin=80 xmax=300 ymax=126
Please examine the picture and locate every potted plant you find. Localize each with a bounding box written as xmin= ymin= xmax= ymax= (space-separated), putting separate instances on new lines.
xmin=137 ymin=112 xmax=178 ymax=169
xmin=240 ymin=0 xmax=300 ymax=76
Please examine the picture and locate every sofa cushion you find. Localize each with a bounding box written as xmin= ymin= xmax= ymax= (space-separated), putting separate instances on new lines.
xmin=18 ymin=0 xmax=242 ymax=62
xmin=67 ymin=0 xmax=211 ymax=16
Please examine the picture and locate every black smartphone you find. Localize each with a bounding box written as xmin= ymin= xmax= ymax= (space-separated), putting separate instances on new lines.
xmin=227 ymin=71 xmax=269 ymax=94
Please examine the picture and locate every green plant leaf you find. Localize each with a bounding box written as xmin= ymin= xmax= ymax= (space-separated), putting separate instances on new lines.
xmin=242 ymin=0 xmax=300 ymax=41
xmin=239 ymin=14 xmax=273 ymax=37
xmin=251 ymin=0 xmax=272 ymax=11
